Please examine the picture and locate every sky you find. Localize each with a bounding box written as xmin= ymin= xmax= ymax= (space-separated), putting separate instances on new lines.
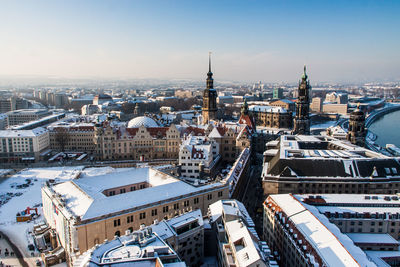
xmin=0 ymin=0 xmax=399 ymax=83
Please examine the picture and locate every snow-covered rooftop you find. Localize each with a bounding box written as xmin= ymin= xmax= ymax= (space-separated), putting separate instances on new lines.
xmin=0 ymin=127 xmax=48 ymax=137
xmin=50 ymin=167 xmax=224 ymax=221
xmin=268 ymin=194 xmax=376 ymax=267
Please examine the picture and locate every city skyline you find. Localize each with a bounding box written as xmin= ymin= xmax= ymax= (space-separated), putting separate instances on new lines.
xmin=1 ymin=0 xmax=400 ymax=83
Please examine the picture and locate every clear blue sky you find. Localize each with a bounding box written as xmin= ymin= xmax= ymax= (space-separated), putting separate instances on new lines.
xmin=1 ymin=0 xmax=399 ymax=83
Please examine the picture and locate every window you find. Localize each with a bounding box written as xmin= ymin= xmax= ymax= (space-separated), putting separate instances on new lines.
xmin=207 ymin=194 xmax=212 ymax=200
xmin=127 ymin=215 xmax=133 ymax=223
xmin=152 ymin=209 xmax=157 ymax=216
xmin=115 ymin=231 xmax=121 ymax=237
xmin=120 ymin=188 xmax=126 ymax=194
xmin=109 ymin=191 xmax=115 ymax=196
xmin=163 ymin=206 xmax=169 ymax=213
xmin=218 ymin=191 xmax=223 ymax=197
xmin=140 ymin=212 xmax=146 ymax=220
xmin=131 ymin=186 xmax=136 ymax=191
xmin=114 ymin=219 xmax=121 ymax=227
xmin=194 ymin=198 xmax=199 ymax=204
xmin=184 ymin=200 xmax=189 ymax=207
xmin=174 ymin=203 xmax=179 ymax=210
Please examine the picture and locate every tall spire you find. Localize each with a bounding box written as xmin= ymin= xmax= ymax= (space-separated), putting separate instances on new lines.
xmin=206 ymin=52 xmax=214 ymax=89
xmin=302 ymin=64 xmax=308 ymax=80
xmin=208 ymin=51 xmax=212 ymax=73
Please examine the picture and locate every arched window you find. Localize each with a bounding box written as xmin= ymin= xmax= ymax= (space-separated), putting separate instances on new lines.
xmin=115 ymin=231 xmax=121 ymax=237
xmin=128 ymin=227 xmax=133 ymax=233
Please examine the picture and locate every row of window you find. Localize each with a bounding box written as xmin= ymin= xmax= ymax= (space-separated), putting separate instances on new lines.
xmin=112 ymin=192 xmax=223 ymax=227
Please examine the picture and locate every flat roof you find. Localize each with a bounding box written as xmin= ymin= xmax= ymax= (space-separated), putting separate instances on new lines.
xmin=0 ymin=127 xmax=48 ymax=137
xmin=346 ymin=233 xmax=398 ymax=245
xmin=51 ymin=167 xmax=224 ymax=221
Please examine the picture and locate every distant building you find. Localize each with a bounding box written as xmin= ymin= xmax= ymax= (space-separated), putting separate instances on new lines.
xmin=81 ymin=104 xmax=99 ymax=115
xmin=262 ymin=134 xmax=400 ymax=196
xmin=270 ymin=99 xmax=295 ymax=113
xmin=208 ymin=200 xmax=278 ymax=267
xmin=325 ymin=91 xmax=348 ymax=104
xmin=0 ymin=127 xmax=49 ymax=163
xmin=273 ymin=88 xmax=283 ymax=99
xmin=0 ymin=97 xmax=28 ymax=113
xmin=175 ymin=90 xmax=194 ymax=98
xmin=93 ymin=94 xmax=113 ymax=105
xmin=322 ymin=103 xmax=348 ymax=115
xmin=310 ymin=97 xmax=323 ymax=113
xmin=264 ymin=193 xmax=400 ymax=267
xmin=6 ymin=109 xmax=52 ymax=126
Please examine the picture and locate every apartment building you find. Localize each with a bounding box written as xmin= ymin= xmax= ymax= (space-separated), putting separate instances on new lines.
xmin=41 ymin=166 xmax=229 ymax=260
xmin=6 ymin=109 xmax=52 ymax=126
xmin=179 ymin=134 xmax=219 ymax=180
xmin=0 ymin=127 xmax=49 ymax=163
xmin=264 ymin=194 xmax=400 ymax=267
xmin=262 ymin=135 xmax=400 ymax=196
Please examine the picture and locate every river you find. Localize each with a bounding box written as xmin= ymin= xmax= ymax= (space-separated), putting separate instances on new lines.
xmin=368 ymin=109 xmax=400 ymax=148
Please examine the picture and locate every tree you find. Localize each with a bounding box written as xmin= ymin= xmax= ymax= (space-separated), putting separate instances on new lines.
xmin=54 ymin=127 xmax=70 ymax=152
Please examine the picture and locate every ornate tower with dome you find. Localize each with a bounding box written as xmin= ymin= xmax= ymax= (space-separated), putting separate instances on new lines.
xmin=347 ymin=104 xmax=366 ymax=147
xmin=202 ymin=53 xmax=218 ymax=124
xmin=293 ymin=65 xmax=311 ymax=135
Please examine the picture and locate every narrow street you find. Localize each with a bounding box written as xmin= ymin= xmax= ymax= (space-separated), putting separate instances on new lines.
xmin=240 ymin=153 xmax=265 ymax=236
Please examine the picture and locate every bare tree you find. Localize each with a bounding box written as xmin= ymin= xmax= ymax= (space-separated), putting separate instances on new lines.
xmin=54 ymin=128 xmax=70 ymax=152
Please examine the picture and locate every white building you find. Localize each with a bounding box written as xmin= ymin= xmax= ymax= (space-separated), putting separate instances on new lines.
xmin=208 ymin=200 xmax=278 ymax=267
xmin=179 ymin=134 xmax=220 ymax=180
xmin=0 ymin=127 xmax=49 ymax=163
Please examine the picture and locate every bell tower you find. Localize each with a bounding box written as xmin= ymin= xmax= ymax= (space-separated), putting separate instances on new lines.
xmin=293 ymin=65 xmax=311 ymax=135
xmin=202 ymin=52 xmax=218 ymax=124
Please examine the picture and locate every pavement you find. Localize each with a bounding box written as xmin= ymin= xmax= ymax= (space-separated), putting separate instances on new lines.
xmin=0 ymin=232 xmax=29 ymax=267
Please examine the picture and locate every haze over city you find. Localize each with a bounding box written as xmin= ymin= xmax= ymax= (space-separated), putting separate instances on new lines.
xmin=1 ymin=0 xmax=400 ymax=83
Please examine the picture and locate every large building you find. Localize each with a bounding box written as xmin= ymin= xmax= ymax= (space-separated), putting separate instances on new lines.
xmin=293 ymin=66 xmax=311 ymax=135
xmin=0 ymin=127 xmax=50 ymax=163
xmin=49 ymin=122 xmax=96 ymax=153
xmin=6 ymin=109 xmax=52 ymax=126
xmin=248 ymin=105 xmax=292 ymax=129
xmin=264 ymin=193 xmax=400 ymax=267
xmin=262 ymin=134 xmax=400 ymax=196
xmin=202 ymin=54 xmax=218 ymax=124
xmin=208 ymin=200 xmax=278 ymax=267
xmin=94 ymin=116 xmax=181 ymax=160
xmin=41 ymin=166 xmax=229 ymax=260
xmin=72 ymin=225 xmax=187 ymax=267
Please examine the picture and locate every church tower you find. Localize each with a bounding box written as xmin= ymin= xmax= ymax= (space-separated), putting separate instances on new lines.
xmin=347 ymin=104 xmax=366 ymax=147
xmin=202 ymin=52 xmax=218 ymax=124
xmin=293 ymin=65 xmax=311 ymax=135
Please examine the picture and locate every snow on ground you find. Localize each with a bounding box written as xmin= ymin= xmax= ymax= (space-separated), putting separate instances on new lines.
xmin=311 ymin=120 xmax=337 ymax=129
xmin=0 ymin=166 xmax=84 ymax=265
